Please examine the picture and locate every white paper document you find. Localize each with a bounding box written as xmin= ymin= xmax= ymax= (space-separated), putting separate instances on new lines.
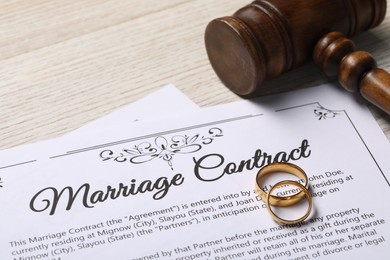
xmin=1 ymin=84 xmax=389 ymax=260
xmin=66 ymin=84 xmax=199 ymax=136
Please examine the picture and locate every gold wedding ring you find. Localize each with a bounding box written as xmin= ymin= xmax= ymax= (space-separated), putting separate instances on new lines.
xmin=266 ymin=180 xmax=313 ymax=225
xmin=256 ymin=162 xmax=309 ymax=206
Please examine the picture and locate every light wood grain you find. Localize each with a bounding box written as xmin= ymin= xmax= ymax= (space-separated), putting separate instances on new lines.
xmin=0 ymin=0 xmax=389 ymax=150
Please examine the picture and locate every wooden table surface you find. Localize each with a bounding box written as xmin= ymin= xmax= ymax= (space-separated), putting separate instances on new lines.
xmin=1 ymin=0 xmax=389 ymax=150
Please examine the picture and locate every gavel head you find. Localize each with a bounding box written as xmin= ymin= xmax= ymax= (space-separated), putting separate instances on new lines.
xmin=205 ymin=0 xmax=387 ymax=96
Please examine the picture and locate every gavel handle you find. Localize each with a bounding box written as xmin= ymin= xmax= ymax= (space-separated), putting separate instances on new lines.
xmin=360 ymin=68 xmax=390 ymax=114
xmin=313 ymin=32 xmax=390 ymax=115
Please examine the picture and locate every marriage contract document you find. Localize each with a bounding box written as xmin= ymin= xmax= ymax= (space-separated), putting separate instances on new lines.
xmin=1 ymin=84 xmax=389 ymax=260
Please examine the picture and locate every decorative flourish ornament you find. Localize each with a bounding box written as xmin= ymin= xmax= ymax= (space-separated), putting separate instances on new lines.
xmin=314 ymin=104 xmax=341 ymax=120
xmin=100 ymin=128 xmax=223 ymax=170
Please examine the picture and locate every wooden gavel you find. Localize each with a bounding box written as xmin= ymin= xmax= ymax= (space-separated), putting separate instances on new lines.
xmin=205 ymin=0 xmax=390 ymax=115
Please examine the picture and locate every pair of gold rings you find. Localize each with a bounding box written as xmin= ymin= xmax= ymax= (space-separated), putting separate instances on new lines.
xmin=255 ymin=163 xmax=313 ymax=225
